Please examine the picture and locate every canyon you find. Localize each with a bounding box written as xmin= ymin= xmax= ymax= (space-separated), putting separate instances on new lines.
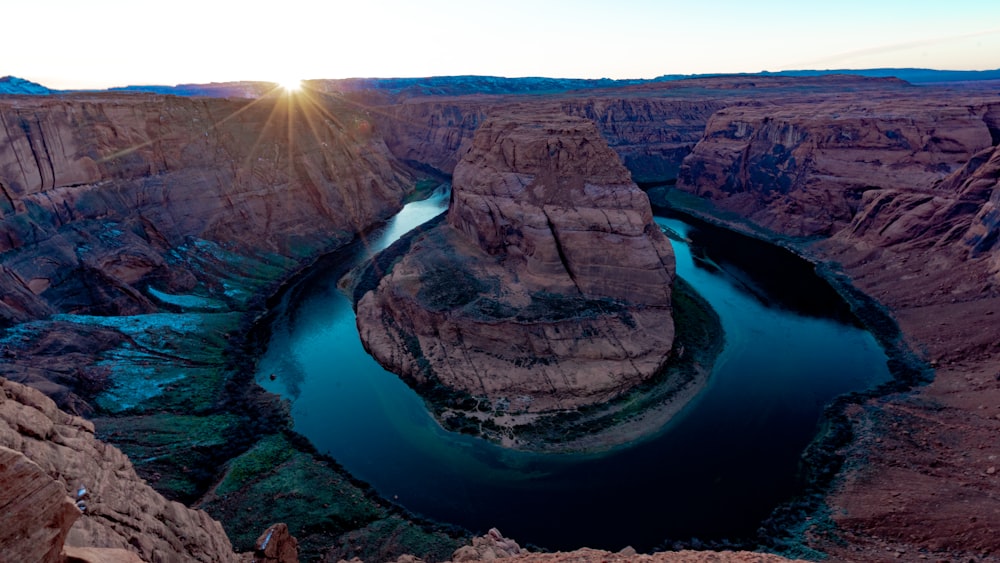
xmin=0 ymin=72 xmax=999 ymax=562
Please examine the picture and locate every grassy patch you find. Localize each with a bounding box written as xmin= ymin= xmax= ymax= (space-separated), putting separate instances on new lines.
xmin=201 ymin=433 xmax=385 ymax=555
xmin=95 ymin=413 xmax=239 ymax=501
xmin=214 ymin=433 xmax=294 ymax=496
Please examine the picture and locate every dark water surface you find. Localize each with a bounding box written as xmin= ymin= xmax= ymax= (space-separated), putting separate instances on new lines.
xmin=255 ymin=189 xmax=890 ymax=551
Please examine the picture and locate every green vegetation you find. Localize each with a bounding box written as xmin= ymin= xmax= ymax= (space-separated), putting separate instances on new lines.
xmin=95 ymin=413 xmax=239 ymax=501
xmin=214 ymin=433 xmax=294 ymax=496
xmin=417 ymin=266 xmax=486 ymax=310
xmin=202 ymin=432 xmax=464 ymax=558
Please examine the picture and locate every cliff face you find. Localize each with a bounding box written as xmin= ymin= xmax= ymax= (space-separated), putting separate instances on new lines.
xmin=0 ymin=377 xmax=239 ymax=562
xmin=841 ymin=143 xmax=1000 ymax=267
xmin=362 ymin=96 xmax=722 ymax=185
xmin=676 ymin=101 xmax=997 ymax=237
xmin=670 ymin=95 xmax=1000 ymax=561
xmin=356 ymin=113 xmax=676 ymax=415
xmin=0 ymin=92 xmax=410 ymax=326
xmin=4 ymin=75 xmax=1000 ymax=561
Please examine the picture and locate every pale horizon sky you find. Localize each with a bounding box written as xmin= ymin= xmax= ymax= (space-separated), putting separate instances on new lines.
xmin=7 ymin=0 xmax=1000 ymax=90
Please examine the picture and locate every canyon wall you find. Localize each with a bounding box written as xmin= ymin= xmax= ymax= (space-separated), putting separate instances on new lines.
xmin=359 ymin=96 xmax=723 ymax=184
xmin=0 ymin=91 xmax=467 ymax=561
xmin=669 ymin=91 xmax=1000 ymax=561
xmin=4 ymin=75 xmax=1000 ymax=561
xmin=676 ymin=99 xmax=1000 ymax=237
xmin=0 ymin=92 xmax=411 ymax=326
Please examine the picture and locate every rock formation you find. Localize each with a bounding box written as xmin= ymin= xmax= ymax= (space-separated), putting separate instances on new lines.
xmin=356 ymin=112 xmax=675 ymax=415
xmin=0 ymin=377 xmax=240 ymax=562
xmin=664 ymin=88 xmax=1000 ymax=561
xmin=676 ymin=99 xmax=998 ymax=236
xmin=841 ymin=142 xmax=1000 ymax=266
xmin=0 ymin=445 xmax=80 ymax=563
xmin=0 ymin=90 xmax=460 ymax=562
xmin=0 ymin=92 xmax=410 ymax=327
xmin=253 ymin=523 xmax=299 ymax=563
xmin=362 ymin=96 xmax=724 ymax=184
xmin=341 ymin=528 xmax=807 ymax=563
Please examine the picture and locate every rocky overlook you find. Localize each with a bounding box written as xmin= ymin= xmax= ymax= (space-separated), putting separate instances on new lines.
xmin=355 ymin=112 xmax=677 ymax=418
xmin=0 ymin=377 xmax=240 ymax=562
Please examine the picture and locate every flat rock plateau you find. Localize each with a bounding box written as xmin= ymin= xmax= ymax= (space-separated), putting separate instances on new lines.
xmin=1 ymin=72 xmax=999 ymax=562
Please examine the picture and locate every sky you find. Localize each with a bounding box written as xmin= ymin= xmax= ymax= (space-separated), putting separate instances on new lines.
xmin=6 ymin=0 xmax=1000 ymax=90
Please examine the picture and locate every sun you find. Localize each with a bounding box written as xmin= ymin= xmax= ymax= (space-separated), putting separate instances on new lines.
xmin=277 ymin=78 xmax=302 ymax=93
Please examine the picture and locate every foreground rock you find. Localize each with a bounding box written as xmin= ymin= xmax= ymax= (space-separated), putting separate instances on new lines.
xmin=356 ymin=528 xmax=806 ymax=563
xmin=356 ymin=112 xmax=675 ymax=417
xmin=0 ymin=377 xmax=240 ymax=562
xmin=0 ymin=445 xmax=79 ymax=562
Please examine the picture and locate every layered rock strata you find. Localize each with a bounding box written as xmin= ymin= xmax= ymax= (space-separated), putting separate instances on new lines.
xmin=356 ymin=113 xmax=675 ymax=414
xmin=362 ymin=96 xmax=724 ymax=184
xmin=676 ymin=100 xmax=999 ymax=237
xmin=0 ymin=92 xmax=410 ymax=327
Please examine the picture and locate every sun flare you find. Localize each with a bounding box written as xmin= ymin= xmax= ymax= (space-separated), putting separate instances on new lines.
xmin=277 ymin=78 xmax=302 ymax=93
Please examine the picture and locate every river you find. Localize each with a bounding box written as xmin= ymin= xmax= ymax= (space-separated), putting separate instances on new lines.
xmin=254 ymin=186 xmax=890 ymax=551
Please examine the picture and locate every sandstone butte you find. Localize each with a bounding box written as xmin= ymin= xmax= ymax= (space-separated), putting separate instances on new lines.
xmin=355 ymin=112 xmax=677 ymax=417
xmin=1 ymin=74 xmax=999 ymax=562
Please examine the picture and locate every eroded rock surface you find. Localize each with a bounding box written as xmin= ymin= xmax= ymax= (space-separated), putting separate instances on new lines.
xmin=356 ymin=112 xmax=675 ymax=414
xmin=0 ymin=445 xmax=79 ymax=563
xmin=0 ymin=92 xmax=410 ymax=327
xmin=677 ymin=100 xmax=998 ymax=236
xmin=359 ymin=528 xmax=806 ymax=563
xmin=0 ymin=377 xmax=240 ymax=562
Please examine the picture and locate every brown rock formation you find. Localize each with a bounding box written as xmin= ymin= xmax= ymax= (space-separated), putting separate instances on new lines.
xmin=841 ymin=143 xmax=1000 ymax=270
xmin=677 ymin=100 xmax=997 ymax=236
xmin=356 ymin=112 xmax=675 ymax=415
xmin=63 ymin=546 xmax=147 ymax=563
xmin=363 ymin=96 xmax=723 ymax=184
xmin=0 ymin=377 xmax=240 ymax=562
xmin=254 ymin=523 xmax=299 ymax=563
xmin=5 ymin=74 xmax=1000 ymax=562
xmin=0 ymin=91 xmax=411 ymax=326
xmin=0 ymin=445 xmax=79 ymax=563
xmin=362 ymin=528 xmax=806 ymax=563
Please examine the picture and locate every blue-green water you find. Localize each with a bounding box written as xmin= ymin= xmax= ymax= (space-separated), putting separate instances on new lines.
xmin=255 ymin=189 xmax=890 ymax=551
